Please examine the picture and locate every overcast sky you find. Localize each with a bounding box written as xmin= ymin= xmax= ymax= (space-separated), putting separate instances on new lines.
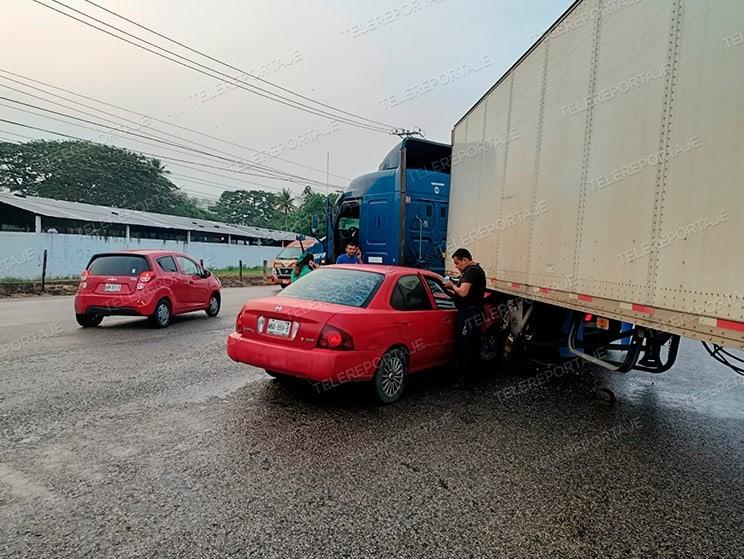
xmin=0 ymin=0 xmax=571 ymax=202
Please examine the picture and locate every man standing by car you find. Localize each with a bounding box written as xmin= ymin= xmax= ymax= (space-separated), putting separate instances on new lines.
xmin=443 ymin=248 xmax=486 ymax=381
xmin=335 ymin=241 xmax=363 ymax=264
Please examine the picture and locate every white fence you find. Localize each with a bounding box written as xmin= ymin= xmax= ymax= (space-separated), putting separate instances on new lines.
xmin=0 ymin=232 xmax=282 ymax=280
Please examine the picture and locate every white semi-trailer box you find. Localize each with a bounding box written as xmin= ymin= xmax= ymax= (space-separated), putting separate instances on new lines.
xmin=448 ymin=0 xmax=744 ymax=369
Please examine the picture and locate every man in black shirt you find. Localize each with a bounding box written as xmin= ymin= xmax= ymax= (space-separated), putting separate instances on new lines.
xmin=443 ymin=248 xmax=487 ymax=380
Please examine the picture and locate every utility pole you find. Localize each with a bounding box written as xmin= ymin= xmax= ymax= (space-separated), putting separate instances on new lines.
xmin=392 ymin=127 xmax=424 ymax=139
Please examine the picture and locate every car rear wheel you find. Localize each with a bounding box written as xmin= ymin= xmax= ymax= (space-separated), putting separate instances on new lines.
xmin=372 ymin=349 xmax=408 ymax=404
xmin=149 ymin=299 xmax=171 ymax=328
xmin=76 ymin=313 xmax=103 ymax=328
xmin=205 ymin=294 xmax=220 ymax=317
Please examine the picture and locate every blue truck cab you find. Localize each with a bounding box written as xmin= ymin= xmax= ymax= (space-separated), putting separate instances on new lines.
xmin=329 ymin=138 xmax=452 ymax=274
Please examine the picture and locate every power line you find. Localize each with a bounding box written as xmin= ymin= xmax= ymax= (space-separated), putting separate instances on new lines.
xmin=0 ymin=100 xmax=307 ymax=190
xmin=0 ymin=80 xmax=313 ymax=186
xmin=170 ymin=172 xmax=253 ymax=192
xmin=0 ymin=119 xmax=315 ymax=196
xmin=161 ymin=160 xmax=296 ymax=192
xmin=81 ymin=0 xmax=399 ymax=131
xmin=0 ymin=70 xmax=349 ymax=184
xmin=0 ymin=94 xmax=339 ymax=187
xmin=0 ymin=122 xmax=275 ymax=202
xmin=34 ymin=0 xmax=393 ymax=134
xmin=0 ymin=79 xmax=333 ymax=185
xmin=0 ymin=67 xmax=351 ymax=181
xmin=175 ymin=186 xmax=220 ymax=202
xmin=0 ymin=97 xmax=307 ymax=189
xmin=0 ymin=128 xmax=37 ymax=141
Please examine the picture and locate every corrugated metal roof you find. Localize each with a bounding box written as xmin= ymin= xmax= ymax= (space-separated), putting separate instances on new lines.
xmin=0 ymin=191 xmax=298 ymax=241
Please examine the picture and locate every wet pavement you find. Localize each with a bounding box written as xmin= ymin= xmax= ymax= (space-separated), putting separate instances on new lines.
xmin=1 ymin=286 xmax=743 ymax=558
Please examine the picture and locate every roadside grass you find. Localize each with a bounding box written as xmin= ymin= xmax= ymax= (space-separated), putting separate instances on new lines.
xmin=0 ymin=267 xmax=266 ymax=284
xmin=0 ymin=276 xmax=78 ymax=284
xmin=210 ymin=266 xmax=266 ymax=278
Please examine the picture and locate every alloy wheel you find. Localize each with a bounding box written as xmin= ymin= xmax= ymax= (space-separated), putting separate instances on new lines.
xmin=380 ymin=353 xmax=405 ymax=398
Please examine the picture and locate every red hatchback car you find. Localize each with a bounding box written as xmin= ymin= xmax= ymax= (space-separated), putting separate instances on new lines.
xmin=228 ymin=264 xmax=499 ymax=403
xmin=74 ymin=250 xmax=222 ymax=328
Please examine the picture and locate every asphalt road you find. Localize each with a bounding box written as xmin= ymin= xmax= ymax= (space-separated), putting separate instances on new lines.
xmin=1 ymin=287 xmax=743 ymax=558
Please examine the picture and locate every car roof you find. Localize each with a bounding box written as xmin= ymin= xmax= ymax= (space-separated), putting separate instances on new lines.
xmin=327 ymin=264 xmax=442 ymax=277
xmin=92 ymin=250 xmax=186 ymax=258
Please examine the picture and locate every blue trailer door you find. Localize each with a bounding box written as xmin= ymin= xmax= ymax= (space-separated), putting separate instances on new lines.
xmin=361 ymin=194 xmax=399 ymax=264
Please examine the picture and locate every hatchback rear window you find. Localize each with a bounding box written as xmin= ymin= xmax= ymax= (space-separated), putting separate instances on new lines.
xmin=87 ymin=255 xmax=150 ymax=276
xmin=281 ymin=268 xmax=384 ymax=308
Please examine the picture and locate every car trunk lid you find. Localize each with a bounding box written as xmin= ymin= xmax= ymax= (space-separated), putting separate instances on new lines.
xmin=238 ymin=296 xmax=348 ymax=349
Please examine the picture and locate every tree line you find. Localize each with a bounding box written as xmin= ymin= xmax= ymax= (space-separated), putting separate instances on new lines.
xmin=0 ymin=140 xmax=335 ymax=236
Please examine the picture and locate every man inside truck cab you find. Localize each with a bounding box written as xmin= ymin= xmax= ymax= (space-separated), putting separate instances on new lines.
xmin=335 ymin=241 xmax=363 ymax=264
xmin=443 ymin=248 xmax=487 ymax=380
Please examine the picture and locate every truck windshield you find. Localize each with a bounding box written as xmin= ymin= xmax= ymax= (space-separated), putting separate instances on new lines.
xmin=275 ymin=247 xmax=304 ymax=260
xmin=338 ymin=217 xmax=359 ymax=230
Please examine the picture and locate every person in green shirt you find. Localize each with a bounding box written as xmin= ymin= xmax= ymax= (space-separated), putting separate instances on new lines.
xmin=290 ymin=252 xmax=317 ymax=283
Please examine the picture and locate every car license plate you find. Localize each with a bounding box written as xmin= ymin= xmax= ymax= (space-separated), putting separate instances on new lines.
xmin=266 ymin=318 xmax=291 ymax=337
xmin=104 ymin=283 xmax=121 ymax=292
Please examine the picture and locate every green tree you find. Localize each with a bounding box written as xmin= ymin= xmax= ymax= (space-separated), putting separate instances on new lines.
xmin=209 ymin=189 xmax=281 ymax=228
xmin=286 ymin=186 xmax=336 ymax=237
xmin=274 ymin=187 xmax=296 ymax=228
xmin=0 ymin=140 xmax=207 ymax=218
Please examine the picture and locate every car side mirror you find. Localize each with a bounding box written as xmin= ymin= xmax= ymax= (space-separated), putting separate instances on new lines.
xmin=201 ymin=269 xmax=211 ymax=278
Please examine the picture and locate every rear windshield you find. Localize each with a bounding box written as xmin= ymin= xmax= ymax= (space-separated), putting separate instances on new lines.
xmin=87 ymin=255 xmax=150 ymax=276
xmin=281 ymin=268 xmax=384 ymax=308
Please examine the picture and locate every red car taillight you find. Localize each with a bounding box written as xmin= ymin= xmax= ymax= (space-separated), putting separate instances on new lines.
xmin=136 ymin=270 xmax=155 ymax=290
xmin=79 ymin=269 xmax=89 ymax=290
xmin=317 ymin=325 xmax=354 ymax=350
xmin=235 ymin=312 xmax=244 ymax=334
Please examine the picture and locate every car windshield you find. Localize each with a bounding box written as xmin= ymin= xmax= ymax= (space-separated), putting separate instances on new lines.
xmin=87 ymin=254 xmax=150 ymax=276
xmin=275 ymin=247 xmax=304 ymax=260
xmin=281 ymin=268 xmax=384 ymax=308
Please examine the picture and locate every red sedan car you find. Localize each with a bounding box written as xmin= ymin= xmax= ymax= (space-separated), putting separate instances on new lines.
xmin=227 ymin=264 xmax=499 ymax=403
xmin=74 ymin=250 xmax=222 ymax=328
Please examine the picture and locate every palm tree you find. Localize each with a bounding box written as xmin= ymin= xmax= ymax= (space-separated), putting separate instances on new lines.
xmin=275 ymin=188 xmax=296 ymax=229
xmin=149 ymin=158 xmax=167 ymax=173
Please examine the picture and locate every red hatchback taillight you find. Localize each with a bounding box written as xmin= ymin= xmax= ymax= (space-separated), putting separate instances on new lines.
xmin=79 ymin=269 xmax=89 ymax=290
xmin=235 ymin=313 xmax=244 ymax=334
xmin=317 ymin=325 xmax=354 ymax=350
xmin=136 ymin=270 xmax=155 ymax=290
